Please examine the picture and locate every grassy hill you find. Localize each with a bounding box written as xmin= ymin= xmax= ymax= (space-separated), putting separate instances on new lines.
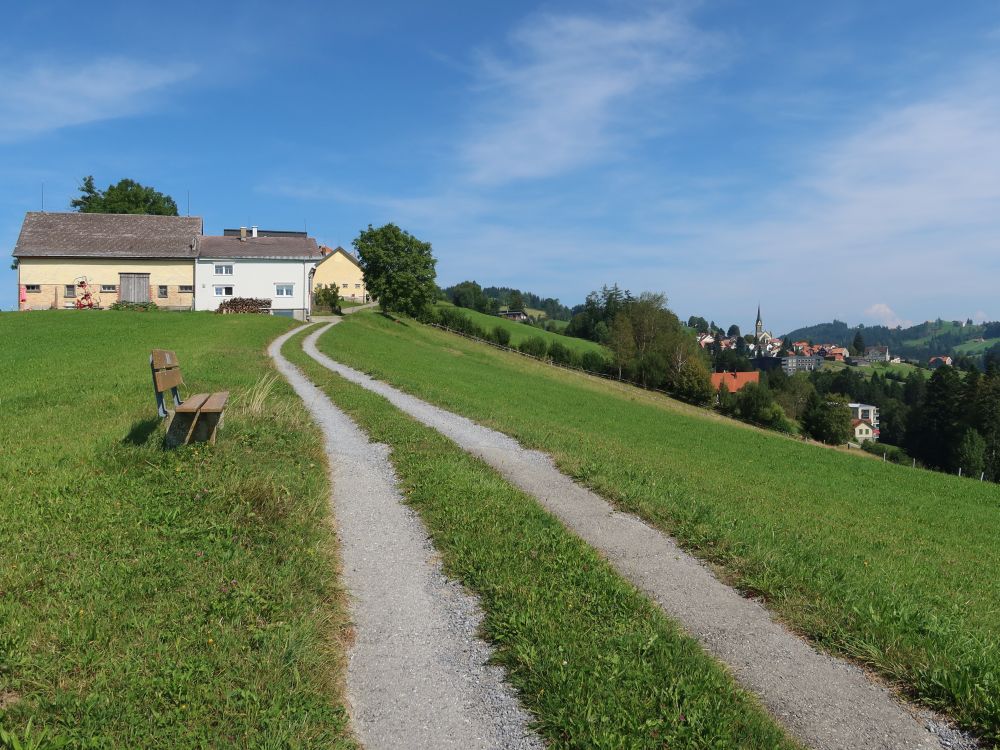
xmin=318 ymin=310 xmax=1000 ymax=741
xmin=0 ymin=312 xmax=355 ymax=748
xmin=436 ymin=302 xmax=608 ymax=356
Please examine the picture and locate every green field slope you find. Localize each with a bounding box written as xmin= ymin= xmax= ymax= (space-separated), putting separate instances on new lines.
xmin=437 ymin=302 xmax=607 ymax=356
xmin=318 ymin=310 xmax=1000 ymax=741
xmin=0 ymin=312 xmax=355 ymax=749
xmin=284 ymin=328 xmax=799 ymax=749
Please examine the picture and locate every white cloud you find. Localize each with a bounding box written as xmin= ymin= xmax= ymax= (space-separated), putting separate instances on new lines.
xmin=0 ymin=58 xmax=197 ymax=142
xmin=460 ymin=8 xmax=720 ymax=184
xmin=863 ymin=303 xmax=913 ymax=329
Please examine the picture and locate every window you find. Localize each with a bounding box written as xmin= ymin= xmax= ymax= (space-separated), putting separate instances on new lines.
xmin=274 ymin=284 xmax=294 ymax=297
xmin=214 ymin=264 xmax=234 ymax=275
xmin=342 ymin=283 xmax=348 ymax=288
xmin=101 ymin=284 xmax=117 ymax=293
xmin=179 ymin=285 xmax=193 ymax=293
xmin=25 ymin=284 xmax=40 ymax=293
xmin=157 ymin=285 xmax=168 ymax=298
xmin=355 ymin=283 xmax=361 ymax=288
xmin=64 ymin=284 xmax=76 ymax=298
xmin=214 ymin=285 xmax=234 ymax=297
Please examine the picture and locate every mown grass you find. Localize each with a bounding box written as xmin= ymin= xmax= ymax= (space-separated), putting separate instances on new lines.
xmin=283 ymin=328 xmax=800 ymax=749
xmin=436 ymin=302 xmax=607 ymax=356
xmin=0 ymin=311 xmax=355 ymax=749
xmin=318 ymin=311 xmax=1000 ymax=742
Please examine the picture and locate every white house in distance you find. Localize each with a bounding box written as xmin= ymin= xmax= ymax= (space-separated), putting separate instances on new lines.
xmin=194 ymin=227 xmax=322 ymax=319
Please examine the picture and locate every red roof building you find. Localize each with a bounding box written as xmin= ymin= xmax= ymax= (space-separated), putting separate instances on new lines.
xmin=711 ymin=371 xmax=760 ymax=393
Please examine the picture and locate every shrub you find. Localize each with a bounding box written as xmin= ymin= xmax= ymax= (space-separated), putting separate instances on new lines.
xmin=581 ymin=350 xmax=610 ymax=375
xmin=313 ymin=283 xmax=342 ymax=314
xmin=109 ymin=300 xmax=158 ymax=312
xmin=493 ymin=326 xmax=511 ymax=347
xmin=861 ymin=441 xmax=911 ymax=465
xmin=518 ymin=337 xmax=549 ymax=358
xmin=217 ymin=297 xmax=272 ymax=314
xmin=547 ymin=340 xmax=576 ymax=366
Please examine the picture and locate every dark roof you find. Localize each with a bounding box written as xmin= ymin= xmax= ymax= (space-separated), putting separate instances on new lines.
xmin=197 ymin=235 xmax=321 ymax=259
xmin=13 ymin=212 xmax=202 ymax=258
xmin=223 ymin=228 xmax=308 ymax=238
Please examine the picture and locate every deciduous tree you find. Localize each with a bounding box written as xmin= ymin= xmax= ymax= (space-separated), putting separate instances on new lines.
xmin=353 ymin=223 xmax=437 ymax=317
xmin=71 ymin=175 xmax=179 ymax=215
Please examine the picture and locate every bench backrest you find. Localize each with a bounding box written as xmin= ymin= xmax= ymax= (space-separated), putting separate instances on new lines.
xmin=151 ymin=349 xmax=184 ymax=393
xmin=151 ymin=349 xmax=185 ymax=417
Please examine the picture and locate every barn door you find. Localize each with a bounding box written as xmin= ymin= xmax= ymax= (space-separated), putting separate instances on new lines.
xmin=119 ymin=273 xmax=150 ymax=303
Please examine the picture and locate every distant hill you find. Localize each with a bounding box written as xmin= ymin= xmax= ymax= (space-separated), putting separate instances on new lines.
xmin=783 ymin=318 xmax=1000 ymax=363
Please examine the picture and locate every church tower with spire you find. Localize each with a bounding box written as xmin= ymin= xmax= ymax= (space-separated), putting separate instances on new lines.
xmin=755 ymin=304 xmax=763 ymax=340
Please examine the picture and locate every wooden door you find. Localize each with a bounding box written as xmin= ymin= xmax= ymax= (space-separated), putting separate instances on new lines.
xmin=119 ymin=273 xmax=150 ymax=303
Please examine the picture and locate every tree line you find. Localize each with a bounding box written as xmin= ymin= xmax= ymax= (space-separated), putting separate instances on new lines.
xmin=443 ymin=281 xmax=573 ymax=321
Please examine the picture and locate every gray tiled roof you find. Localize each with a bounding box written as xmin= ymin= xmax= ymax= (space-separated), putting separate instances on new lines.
xmin=13 ymin=212 xmax=202 ymax=258
xmin=197 ymin=235 xmax=322 ymax=259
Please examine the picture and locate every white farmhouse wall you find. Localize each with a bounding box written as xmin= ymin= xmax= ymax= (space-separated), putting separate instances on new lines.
xmin=195 ymin=258 xmax=316 ymax=317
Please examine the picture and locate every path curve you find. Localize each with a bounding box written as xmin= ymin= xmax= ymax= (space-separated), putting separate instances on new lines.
xmin=302 ymin=320 xmax=975 ymax=750
xmin=269 ymin=326 xmax=543 ymax=750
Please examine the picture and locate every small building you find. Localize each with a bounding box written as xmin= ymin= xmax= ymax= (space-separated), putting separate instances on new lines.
xmin=711 ymin=371 xmax=760 ymax=393
xmin=865 ymin=345 xmax=890 ymax=362
xmin=851 ymin=419 xmax=876 ymax=443
xmin=13 ymin=211 xmax=201 ymax=310
xmin=929 ymin=355 xmax=954 ymax=369
xmin=310 ymin=245 xmax=368 ymax=304
xmin=848 ymin=403 xmax=879 ymax=433
xmin=498 ymin=310 xmax=529 ymax=322
xmin=194 ymin=228 xmax=323 ymax=319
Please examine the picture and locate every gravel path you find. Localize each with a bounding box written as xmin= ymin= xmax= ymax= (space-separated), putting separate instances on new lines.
xmin=269 ymin=327 xmax=543 ymax=750
xmin=302 ymin=320 xmax=979 ymax=750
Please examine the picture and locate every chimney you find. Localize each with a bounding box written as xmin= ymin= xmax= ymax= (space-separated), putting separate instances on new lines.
xmin=251 ymin=225 xmax=258 ymax=238
xmin=239 ymin=226 xmax=247 ymax=241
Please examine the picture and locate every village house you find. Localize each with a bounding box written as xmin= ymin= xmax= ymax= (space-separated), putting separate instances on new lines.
xmin=781 ymin=354 xmax=823 ymax=375
xmin=13 ymin=212 xmax=201 ymax=310
xmin=848 ymin=403 xmax=880 ymax=436
xmin=865 ymin=345 xmax=890 ymax=362
xmin=929 ymin=355 xmax=954 ymax=368
xmin=194 ymin=227 xmax=323 ymax=319
xmin=310 ymin=245 xmax=368 ymax=303
xmin=851 ymin=419 xmax=876 ymax=443
xmin=710 ymin=371 xmax=760 ymax=392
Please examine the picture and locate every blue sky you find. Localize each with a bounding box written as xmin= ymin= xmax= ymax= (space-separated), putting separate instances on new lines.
xmin=3 ymin=1 xmax=999 ymax=333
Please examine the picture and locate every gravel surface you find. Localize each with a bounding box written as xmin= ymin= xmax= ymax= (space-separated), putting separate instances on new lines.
xmin=270 ymin=327 xmax=543 ymax=750
xmin=303 ymin=320 xmax=981 ymax=750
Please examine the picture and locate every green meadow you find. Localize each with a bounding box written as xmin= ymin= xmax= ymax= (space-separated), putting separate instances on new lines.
xmin=0 ymin=312 xmax=355 ymax=749
xmin=318 ymin=310 xmax=1000 ymax=741
xmin=436 ymin=302 xmax=608 ymax=356
xmin=284 ymin=328 xmax=800 ymax=749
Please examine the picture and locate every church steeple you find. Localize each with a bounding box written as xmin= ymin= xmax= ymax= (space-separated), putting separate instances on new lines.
xmin=755 ymin=304 xmax=763 ymax=339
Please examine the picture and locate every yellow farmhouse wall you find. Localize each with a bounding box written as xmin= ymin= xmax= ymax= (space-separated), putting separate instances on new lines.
xmin=312 ymin=252 xmax=368 ymax=302
xmin=18 ymin=258 xmax=195 ymax=310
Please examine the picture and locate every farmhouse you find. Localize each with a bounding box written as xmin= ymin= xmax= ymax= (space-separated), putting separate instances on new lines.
xmin=194 ymin=228 xmax=323 ymax=319
xmin=13 ymin=212 xmax=201 ymax=310
xmin=929 ymin=355 xmax=954 ymax=368
xmin=310 ymin=245 xmax=368 ymax=303
xmin=710 ymin=371 xmax=759 ymax=392
xmin=499 ymin=310 xmax=529 ymax=322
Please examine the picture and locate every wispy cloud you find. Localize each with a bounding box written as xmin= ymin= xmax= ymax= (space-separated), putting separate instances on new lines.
xmin=0 ymin=58 xmax=197 ymax=142
xmin=460 ymin=8 xmax=721 ymax=185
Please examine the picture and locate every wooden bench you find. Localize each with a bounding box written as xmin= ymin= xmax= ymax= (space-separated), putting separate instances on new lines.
xmin=150 ymin=349 xmax=229 ymax=445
